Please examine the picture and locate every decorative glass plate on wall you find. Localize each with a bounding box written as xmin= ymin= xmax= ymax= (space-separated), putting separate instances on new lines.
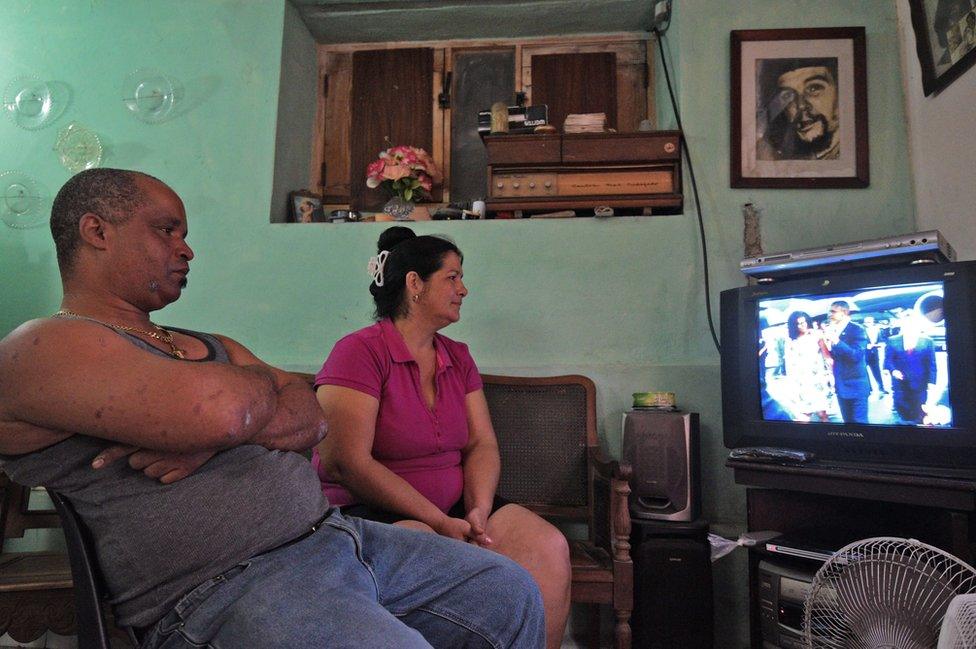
xmin=3 ymin=76 xmax=58 ymax=130
xmin=0 ymin=171 xmax=45 ymax=229
xmin=122 ymin=69 xmax=181 ymax=123
xmin=55 ymin=122 xmax=103 ymax=173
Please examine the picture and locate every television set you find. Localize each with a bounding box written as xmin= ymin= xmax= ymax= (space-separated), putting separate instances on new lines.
xmin=721 ymin=259 xmax=976 ymax=475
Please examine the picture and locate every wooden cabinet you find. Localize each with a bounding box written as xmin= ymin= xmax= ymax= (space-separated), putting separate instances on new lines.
xmin=315 ymin=35 xmax=655 ymax=207
xmin=729 ymin=460 xmax=976 ymax=648
xmin=484 ymin=131 xmax=683 ymax=213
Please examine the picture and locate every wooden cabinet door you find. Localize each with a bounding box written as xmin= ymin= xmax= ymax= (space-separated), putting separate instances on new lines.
xmin=530 ymin=52 xmax=617 ymax=132
xmin=350 ymin=48 xmax=434 ymax=211
xmin=449 ymin=48 xmax=516 ymax=205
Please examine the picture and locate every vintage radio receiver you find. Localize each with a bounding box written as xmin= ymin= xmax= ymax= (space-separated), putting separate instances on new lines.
xmin=484 ymin=131 xmax=683 ymax=213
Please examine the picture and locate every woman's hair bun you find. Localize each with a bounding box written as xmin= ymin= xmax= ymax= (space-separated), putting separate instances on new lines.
xmin=377 ymin=226 xmax=416 ymax=253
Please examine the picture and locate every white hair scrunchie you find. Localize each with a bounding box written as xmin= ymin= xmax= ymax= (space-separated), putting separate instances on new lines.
xmin=367 ymin=250 xmax=390 ymax=287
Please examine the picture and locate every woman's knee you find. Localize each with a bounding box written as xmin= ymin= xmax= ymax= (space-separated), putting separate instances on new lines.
xmin=489 ymin=507 xmax=571 ymax=581
xmin=542 ymin=521 xmax=570 ymax=564
xmin=519 ymin=508 xmax=570 ymax=561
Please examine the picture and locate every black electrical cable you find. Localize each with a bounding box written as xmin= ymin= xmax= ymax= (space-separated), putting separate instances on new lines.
xmin=653 ymin=28 xmax=722 ymax=355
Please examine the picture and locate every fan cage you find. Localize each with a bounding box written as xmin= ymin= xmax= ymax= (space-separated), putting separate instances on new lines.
xmin=804 ymin=537 xmax=976 ymax=649
xmin=938 ymin=594 xmax=976 ymax=649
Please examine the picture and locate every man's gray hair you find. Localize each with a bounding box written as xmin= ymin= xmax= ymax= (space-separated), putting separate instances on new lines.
xmin=50 ymin=168 xmax=160 ymax=273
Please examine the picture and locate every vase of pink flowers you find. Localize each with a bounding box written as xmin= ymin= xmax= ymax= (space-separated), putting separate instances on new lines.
xmin=366 ymin=145 xmax=441 ymax=220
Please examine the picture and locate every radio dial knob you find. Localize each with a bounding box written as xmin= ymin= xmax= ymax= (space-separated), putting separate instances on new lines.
xmin=496 ymin=182 xmax=504 ymax=189
xmin=544 ymin=181 xmax=552 ymax=189
xmin=528 ymin=182 xmax=536 ymax=189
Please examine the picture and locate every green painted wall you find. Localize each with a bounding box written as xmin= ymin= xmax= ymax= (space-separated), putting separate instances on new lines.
xmin=270 ymin=0 xmax=318 ymax=223
xmin=0 ymin=1 xmax=913 ymax=643
xmin=1 ymin=0 xmax=288 ymax=338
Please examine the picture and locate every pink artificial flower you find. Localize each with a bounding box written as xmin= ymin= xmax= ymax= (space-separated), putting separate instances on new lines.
xmin=383 ymin=163 xmax=411 ymax=181
xmin=366 ymin=159 xmax=385 ymax=180
xmin=365 ymin=145 xmax=440 ymax=199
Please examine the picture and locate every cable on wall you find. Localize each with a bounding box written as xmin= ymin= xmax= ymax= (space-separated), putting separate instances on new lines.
xmin=653 ymin=27 xmax=722 ymax=355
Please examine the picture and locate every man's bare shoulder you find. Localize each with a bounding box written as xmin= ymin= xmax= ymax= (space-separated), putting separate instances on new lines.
xmin=0 ymin=318 xmax=102 ymax=452
xmin=3 ymin=315 xmax=103 ymax=340
xmin=1 ymin=317 xmax=69 ymax=365
xmin=1 ymin=316 xmax=58 ymax=345
xmin=0 ymin=316 xmax=125 ymax=368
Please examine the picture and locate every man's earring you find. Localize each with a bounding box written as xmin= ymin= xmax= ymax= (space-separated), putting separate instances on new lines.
xmin=412 ymin=294 xmax=420 ymax=303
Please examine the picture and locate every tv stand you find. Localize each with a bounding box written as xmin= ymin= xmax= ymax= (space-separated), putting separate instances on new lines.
xmin=728 ymin=458 xmax=976 ymax=510
xmin=728 ymin=459 xmax=976 ymax=648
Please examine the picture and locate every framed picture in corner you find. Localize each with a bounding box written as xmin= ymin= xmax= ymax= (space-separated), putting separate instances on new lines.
xmin=909 ymin=0 xmax=976 ymax=96
xmin=288 ymin=190 xmax=324 ymax=223
xmin=731 ymin=27 xmax=869 ymax=189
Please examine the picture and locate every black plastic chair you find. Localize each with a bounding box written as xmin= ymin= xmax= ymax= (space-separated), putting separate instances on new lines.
xmin=46 ymin=489 xmax=137 ymax=648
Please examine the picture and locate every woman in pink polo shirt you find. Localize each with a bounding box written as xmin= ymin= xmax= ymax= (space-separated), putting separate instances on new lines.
xmin=312 ymin=226 xmax=570 ymax=649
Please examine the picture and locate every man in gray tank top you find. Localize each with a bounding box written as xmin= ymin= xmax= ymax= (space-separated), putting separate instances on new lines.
xmin=0 ymin=169 xmax=544 ymax=648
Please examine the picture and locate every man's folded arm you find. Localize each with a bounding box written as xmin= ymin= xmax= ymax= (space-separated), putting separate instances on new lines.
xmin=214 ymin=334 xmax=327 ymax=452
xmin=0 ymin=318 xmax=279 ymax=454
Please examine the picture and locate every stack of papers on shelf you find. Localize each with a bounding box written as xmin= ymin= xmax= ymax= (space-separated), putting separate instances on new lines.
xmin=564 ymin=112 xmax=607 ymax=133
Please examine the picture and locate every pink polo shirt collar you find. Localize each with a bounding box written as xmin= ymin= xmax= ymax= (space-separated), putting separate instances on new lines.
xmin=378 ymin=318 xmax=453 ymax=372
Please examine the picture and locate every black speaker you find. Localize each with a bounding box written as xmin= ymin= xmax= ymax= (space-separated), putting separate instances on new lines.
xmin=622 ymin=410 xmax=701 ymax=521
xmin=631 ymin=519 xmax=714 ymax=649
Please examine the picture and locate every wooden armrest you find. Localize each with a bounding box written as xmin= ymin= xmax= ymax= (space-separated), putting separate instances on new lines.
xmin=589 ymin=447 xmax=633 ymax=483
xmin=588 ymin=448 xmax=633 ymax=564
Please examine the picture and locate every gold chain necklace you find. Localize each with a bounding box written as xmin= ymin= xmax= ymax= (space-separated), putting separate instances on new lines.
xmin=53 ymin=309 xmax=187 ymax=359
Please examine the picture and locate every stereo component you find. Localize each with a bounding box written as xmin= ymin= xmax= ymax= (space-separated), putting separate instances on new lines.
xmin=622 ymin=410 xmax=701 ymax=522
xmin=757 ymin=559 xmax=816 ymax=649
xmin=740 ymin=230 xmax=956 ymax=281
xmin=632 ymin=519 xmax=713 ymax=649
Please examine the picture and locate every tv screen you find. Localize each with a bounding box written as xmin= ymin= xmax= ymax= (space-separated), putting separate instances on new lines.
xmin=721 ymin=260 xmax=976 ymax=474
xmin=757 ymin=280 xmax=951 ymax=428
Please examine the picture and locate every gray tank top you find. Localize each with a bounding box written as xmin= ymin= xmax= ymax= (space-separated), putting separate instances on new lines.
xmin=0 ymin=325 xmax=328 ymax=628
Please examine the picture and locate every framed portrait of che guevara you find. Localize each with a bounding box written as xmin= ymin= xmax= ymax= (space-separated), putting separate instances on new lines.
xmin=731 ymin=27 xmax=869 ymax=189
xmin=908 ymin=0 xmax=976 ymax=96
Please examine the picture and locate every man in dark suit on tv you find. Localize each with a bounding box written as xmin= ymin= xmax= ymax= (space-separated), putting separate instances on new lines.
xmin=884 ymin=314 xmax=938 ymax=424
xmin=863 ymin=315 xmax=889 ymax=395
xmin=824 ymin=300 xmax=871 ymax=423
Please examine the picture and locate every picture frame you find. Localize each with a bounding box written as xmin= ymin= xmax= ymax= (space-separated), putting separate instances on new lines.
xmin=731 ymin=27 xmax=869 ymax=189
xmin=908 ymin=0 xmax=976 ymax=96
xmin=288 ymin=190 xmax=324 ymax=223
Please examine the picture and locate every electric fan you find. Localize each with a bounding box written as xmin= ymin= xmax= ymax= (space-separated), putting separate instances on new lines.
xmin=938 ymin=594 xmax=976 ymax=649
xmin=804 ymin=537 xmax=976 ymax=649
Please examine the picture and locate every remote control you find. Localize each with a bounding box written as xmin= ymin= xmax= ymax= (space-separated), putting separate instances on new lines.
xmin=728 ymin=447 xmax=815 ymax=463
